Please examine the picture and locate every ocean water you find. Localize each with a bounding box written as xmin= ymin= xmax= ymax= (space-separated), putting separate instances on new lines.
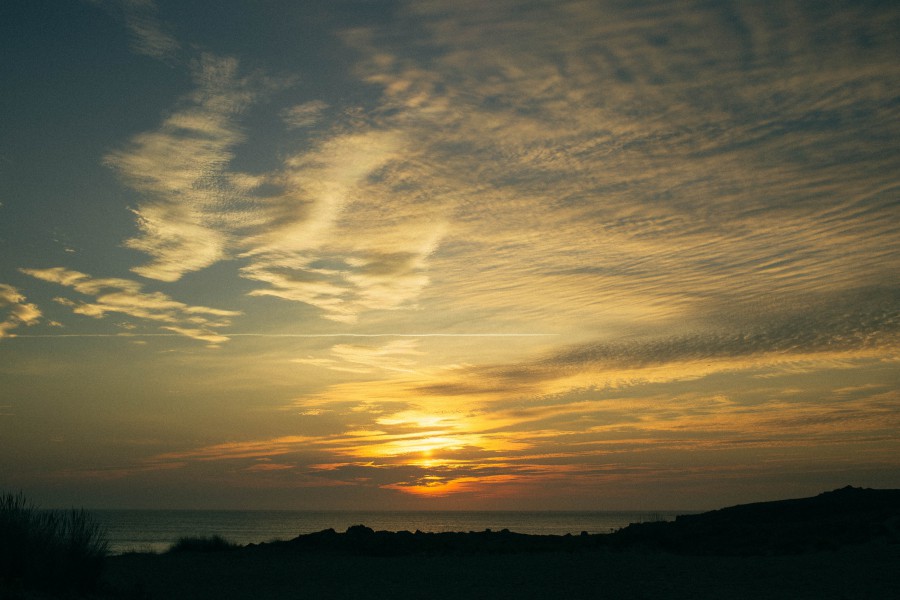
xmin=93 ymin=510 xmax=685 ymax=555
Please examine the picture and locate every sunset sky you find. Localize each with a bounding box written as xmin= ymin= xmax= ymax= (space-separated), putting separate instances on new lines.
xmin=1 ymin=0 xmax=898 ymax=511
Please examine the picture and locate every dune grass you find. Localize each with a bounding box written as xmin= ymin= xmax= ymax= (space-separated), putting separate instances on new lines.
xmin=0 ymin=491 xmax=109 ymax=594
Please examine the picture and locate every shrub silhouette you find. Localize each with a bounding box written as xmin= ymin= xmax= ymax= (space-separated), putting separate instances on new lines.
xmin=0 ymin=491 xmax=109 ymax=594
xmin=168 ymin=534 xmax=240 ymax=553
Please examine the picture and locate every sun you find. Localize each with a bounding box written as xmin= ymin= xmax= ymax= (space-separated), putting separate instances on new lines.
xmin=394 ymin=435 xmax=460 ymax=457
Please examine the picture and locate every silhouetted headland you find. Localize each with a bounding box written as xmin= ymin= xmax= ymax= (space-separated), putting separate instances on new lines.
xmin=87 ymin=487 xmax=900 ymax=600
xmin=608 ymin=485 xmax=900 ymax=555
xmin=248 ymin=523 xmax=606 ymax=556
xmin=237 ymin=486 xmax=898 ymax=558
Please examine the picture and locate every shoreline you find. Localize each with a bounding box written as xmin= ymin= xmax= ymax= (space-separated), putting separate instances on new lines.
xmin=99 ymin=486 xmax=900 ymax=599
xmin=6 ymin=487 xmax=899 ymax=599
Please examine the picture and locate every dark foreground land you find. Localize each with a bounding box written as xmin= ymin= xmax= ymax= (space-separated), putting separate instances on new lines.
xmin=102 ymin=536 xmax=900 ymax=600
xmin=9 ymin=487 xmax=900 ymax=599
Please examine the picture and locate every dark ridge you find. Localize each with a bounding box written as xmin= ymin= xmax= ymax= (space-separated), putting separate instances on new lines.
xmin=242 ymin=487 xmax=900 ymax=558
xmin=249 ymin=525 xmax=607 ymax=557
xmin=608 ymin=486 xmax=900 ymax=556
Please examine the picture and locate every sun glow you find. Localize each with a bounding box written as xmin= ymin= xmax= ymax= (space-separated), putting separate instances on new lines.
xmin=383 ymin=474 xmax=529 ymax=498
xmin=393 ymin=435 xmax=461 ymax=455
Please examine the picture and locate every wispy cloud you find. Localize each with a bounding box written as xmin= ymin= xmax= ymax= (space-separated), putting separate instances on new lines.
xmin=20 ymin=267 xmax=240 ymax=343
xmin=331 ymin=0 xmax=900 ymax=337
xmin=104 ymin=53 xmax=278 ymax=282
xmin=106 ymin=50 xmax=447 ymax=322
xmin=121 ymin=0 xmax=179 ymax=60
xmin=153 ymin=436 xmax=313 ymax=462
xmin=29 ymin=0 xmax=898 ymax=504
xmin=121 ymin=377 xmax=898 ymax=500
xmin=89 ymin=0 xmax=180 ymax=60
xmin=541 ymin=286 xmax=900 ymax=372
xmin=0 ymin=284 xmax=42 ymax=338
xmin=281 ymin=100 xmax=329 ymax=129
xmin=98 ymin=1 xmax=899 ymax=331
xmin=294 ymin=339 xmax=424 ymax=374
xmin=236 ymin=129 xmax=448 ymax=322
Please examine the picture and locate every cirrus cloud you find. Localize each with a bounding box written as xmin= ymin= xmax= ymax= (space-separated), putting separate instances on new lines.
xmin=20 ymin=267 xmax=240 ymax=343
xmin=0 ymin=284 xmax=42 ymax=338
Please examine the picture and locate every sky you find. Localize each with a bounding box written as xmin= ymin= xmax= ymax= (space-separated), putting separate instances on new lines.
xmin=1 ymin=0 xmax=898 ymax=511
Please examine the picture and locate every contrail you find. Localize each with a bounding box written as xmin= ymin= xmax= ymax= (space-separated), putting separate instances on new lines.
xmin=229 ymin=333 xmax=559 ymax=338
xmin=9 ymin=332 xmax=559 ymax=339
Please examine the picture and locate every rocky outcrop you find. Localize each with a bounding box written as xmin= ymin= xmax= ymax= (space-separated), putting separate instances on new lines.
xmin=608 ymin=486 xmax=900 ymax=555
xmin=249 ymin=525 xmax=605 ymax=556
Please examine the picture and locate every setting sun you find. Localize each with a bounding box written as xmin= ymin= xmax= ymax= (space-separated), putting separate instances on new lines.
xmin=0 ymin=0 xmax=897 ymax=513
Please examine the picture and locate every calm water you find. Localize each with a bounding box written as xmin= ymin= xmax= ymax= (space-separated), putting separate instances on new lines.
xmin=93 ymin=510 xmax=686 ymax=555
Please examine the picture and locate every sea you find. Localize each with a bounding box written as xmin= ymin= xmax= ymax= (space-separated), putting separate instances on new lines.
xmin=93 ymin=510 xmax=687 ymax=555
xmin=91 ymin=510 xmax=684 ymax=554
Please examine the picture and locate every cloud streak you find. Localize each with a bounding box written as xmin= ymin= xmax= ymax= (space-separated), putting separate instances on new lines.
xmin=20 ymin=267 xmax=240 ymax=343
xmin=236 ymin=129 xmax=448 ymax=322
xmin=334 ymin=0 xmax=900 ymax=337
xmin=118 ymin=376 xmax=898 ymax=501
xmin=105 ymin=50 xmax=448 ymax=322
xmin=98 ymin=0 xmax=899 ymax=332
xmin=6 ymin=0 xmax=898 ymax=507
xmin=281 ymin=100 xmax=329 ymax=129
xmin=541 ymin=286 xmax=900 ymax=371
xmin=294 ymin=339 xmax=425 ymax=374
xmin=0 ymin=284 xmax=42 ymax=338
xmin=90 ymin=0 xmax=180 ymax=60
xmin=104 ymin=53 xmax=278 ymax=282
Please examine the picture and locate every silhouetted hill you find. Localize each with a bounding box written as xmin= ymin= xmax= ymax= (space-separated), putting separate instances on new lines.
xmin=100 ymin=488 xmax=900 ymax=599
xmin=249 ymin=524 xmax=606 ymax=557
xmin=608 ymin=486 xmax=900 ymax=555
xmin=243 ymin=487 xmax=899 ymax=558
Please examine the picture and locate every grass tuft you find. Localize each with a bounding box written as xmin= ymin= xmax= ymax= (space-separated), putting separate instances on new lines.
xmin=0 ymin=491 xmax=109 ymax=594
